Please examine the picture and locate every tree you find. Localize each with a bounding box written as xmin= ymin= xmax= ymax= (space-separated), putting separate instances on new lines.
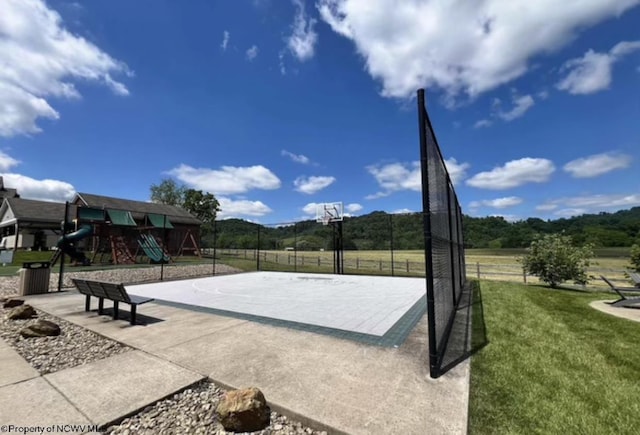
xmin=629 ymin=244 xmax=640 ymax=273
xmin=521 ymin=233 xmax=594 ymax=288
xmin=183 ymin=189 xmax=220 ymax=223
xmin=150 ymin=178 xmax=186 ymax=206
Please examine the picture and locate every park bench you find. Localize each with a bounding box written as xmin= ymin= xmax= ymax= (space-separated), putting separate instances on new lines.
xmin=72 ymin=278 xmax=154 ymax=325
xmin=629 ymin=272 xmax=640 ymax=288
xmin=600 ymin=276 xmax=640 ymax=309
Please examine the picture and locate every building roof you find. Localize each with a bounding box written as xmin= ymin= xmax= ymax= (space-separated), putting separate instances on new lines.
xmin=0 ymin=198 xmax=74 ymax=228
xmin=74 ymin=193 xmax=201 ymax=225
xmin=0 ymin=176 xmax=20 ymax=199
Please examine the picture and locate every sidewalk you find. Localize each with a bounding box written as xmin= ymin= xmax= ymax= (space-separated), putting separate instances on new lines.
xmin=0 ymin=337 xmax=203 ymax=433
xmin=2 ymin=291 xmax=470 ymax=434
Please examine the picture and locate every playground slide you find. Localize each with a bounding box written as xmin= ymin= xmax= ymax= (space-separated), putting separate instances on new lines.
xmin=55 ymin=226 xmax=93 ymax=265
xmin=138 ymin=234 xmax=170 ymax=263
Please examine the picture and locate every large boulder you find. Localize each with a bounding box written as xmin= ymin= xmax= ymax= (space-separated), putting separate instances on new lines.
xmin=20 ymin=319 xmax=61 ymax=338
xmin=7 ymin=304 xmax=37 ymax=320
xmin=3 ymin=298 xmax=25 ymax=309
xmin=216 ymin=387 xmax=271 ymax=432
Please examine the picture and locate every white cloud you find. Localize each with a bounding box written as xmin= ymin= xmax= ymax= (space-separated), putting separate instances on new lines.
xmin=281 ymin=149 xmax=310 ymax=164
xmin=302 ymin=202 xmax=319 ymax=215
xmin=1 ymin=173 xmax=75 ymax=202
xmin=217 ymin=197 xmax=272 ymax=218
xmin=466 ymin=158 xmax=555 ymax=189
xmin=444 ymin=158 xmax=470 ymax=185
xmin=294 ymin=175 xmax=336 ymax=194
xmin=0 ymin=151 xmax=20 ymax=171
xmin=469 ymin=196 xmax=523 ymax=209
xmin=391 ymin=208 xmax=413 ymax=214
xmin=246 ymin=45 xmax=259 ymax=61
xmin=496 ymin=95 xmax=535 ymax=121
xmin=345 ymin=203 xmax=362 ymax=213
xmin=365 ymin=191 xmax=390 ymax=200
xmin=563 ymin=152 xmax=632 ymax=178
xmin=0 ymin=0 xmax=131 ymax=137
xmin=168 ymin=164 xmax=281 ymax=194
xmin=474 ymin=119 xmax=492 ymax=129
xmin=317 ymin=0 xmax=639 ymax=100
xmin=367 ymin=162 xmax=421 ymax=194
xmin=367 ymin=158 xmax=469 ymax=198
xmin=554 ymin=208 xmax=588 ymax=218
xmin=541 ymin=194 xmax=640 ymax=213
xmin=535 ymin=203 xmax=558 ymax=211
xmin=221 ymin=31 xmax=230 ymax=51
xmin=557 ymin=40 xmax=640 ymax=94
xmin=286 ymin=0 xmax=318 ymax=62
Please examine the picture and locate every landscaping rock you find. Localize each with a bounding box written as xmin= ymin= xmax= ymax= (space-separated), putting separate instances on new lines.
xmin=7 ymin=304 xmax=37 ymax=320
xmin=215 ymin=387 xmax=271 ymax=432
xmin=3 ymin=298 xmax=24 ymax=308
xmin=20 ymin=319 xmax=61 ymax=338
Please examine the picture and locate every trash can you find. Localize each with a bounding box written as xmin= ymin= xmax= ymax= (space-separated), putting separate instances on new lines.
xmin=19 ymin=262 xmax=51 ymax=295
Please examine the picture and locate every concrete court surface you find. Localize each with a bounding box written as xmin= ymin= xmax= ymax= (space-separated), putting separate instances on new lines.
xmin=15 ymin=285 xmax=470 ymax=434
xmin=127 ymin=271 xmax=426 ymax=337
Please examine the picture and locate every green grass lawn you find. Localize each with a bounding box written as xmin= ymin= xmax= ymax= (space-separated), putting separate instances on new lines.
xmin=469 ymin=281 xmax=640 ymax=434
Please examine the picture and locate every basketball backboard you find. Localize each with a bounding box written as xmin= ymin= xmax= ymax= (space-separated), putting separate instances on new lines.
xmin=315 ymin=202 xmax=344 ymax=225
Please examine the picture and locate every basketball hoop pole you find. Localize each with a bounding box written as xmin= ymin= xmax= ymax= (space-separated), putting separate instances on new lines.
xmin=316 ymin=202 xmax=344 ymax=274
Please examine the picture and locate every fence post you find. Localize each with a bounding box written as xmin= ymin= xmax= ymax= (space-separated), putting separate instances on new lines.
xmin=317 ymin=257 xmax=320 ymax=266
xmin=476 ymin=262 xmax=481 ymax=280
xmin=379 ymin=260 xmax=383 ymax=271
xmin=406 ymin=259 xmax=410 ymax=274
xmin=256 ymin=226 xmax=260 ymax=271
xmin=389 ymin=214 xmax=395 ymax=277
xmin=212 ymin=219 xmax=217 ymax=276
xmin=523 ymin=269 xmax=527 ymax=284
xmin=356 ymin=258 xmax=359 ymax=269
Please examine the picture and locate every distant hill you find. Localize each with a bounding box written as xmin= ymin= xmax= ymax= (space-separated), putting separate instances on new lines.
xmin=214 ymin=207 xmax=640 ymax=250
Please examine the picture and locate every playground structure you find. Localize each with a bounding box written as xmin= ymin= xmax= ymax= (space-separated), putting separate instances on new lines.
xmin=51 ymin=204 xmax=201 ymax=266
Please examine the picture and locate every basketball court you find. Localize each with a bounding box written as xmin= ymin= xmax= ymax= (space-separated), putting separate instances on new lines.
xmin=127 ymin=271 xmax=427 ymax=346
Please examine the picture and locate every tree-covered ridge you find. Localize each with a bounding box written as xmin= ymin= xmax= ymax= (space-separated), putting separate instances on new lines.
xmin=214 ymin=207 xmax=640 ymax=250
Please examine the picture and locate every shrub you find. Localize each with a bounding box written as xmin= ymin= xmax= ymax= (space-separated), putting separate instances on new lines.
xmin=521 ymin=233 xmax=594 ymax=288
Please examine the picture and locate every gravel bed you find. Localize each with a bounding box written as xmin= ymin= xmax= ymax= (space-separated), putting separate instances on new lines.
xmin=104 ymin=380 xmax=327 ymax=435
xmin=0 ymin=263 xmax=241 ymax=299
xmin=1 ymin=264 xmax=325 ymax=434
xmin=0 ymin=306 xmax=130 ymax=374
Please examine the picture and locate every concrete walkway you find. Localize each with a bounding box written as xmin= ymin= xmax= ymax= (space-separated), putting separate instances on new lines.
xmin=590 ymin=300 xmax=640 ymax=322
xmin=3 ymin=290 xmax=470 ymax=434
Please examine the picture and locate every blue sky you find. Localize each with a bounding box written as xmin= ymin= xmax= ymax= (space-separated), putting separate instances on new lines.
xmin=1 ymin=0 xmax=639 ymax=223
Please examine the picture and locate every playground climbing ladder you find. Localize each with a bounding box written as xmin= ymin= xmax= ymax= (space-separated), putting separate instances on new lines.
xmin=109 ymin=235 xmax=136 ymax=264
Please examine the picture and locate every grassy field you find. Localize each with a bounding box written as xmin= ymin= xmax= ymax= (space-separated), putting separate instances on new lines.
xmin=469 ymin=281 xmax=640 ymax=434
xmin=217 ymin=248 xmax=633 ymax=288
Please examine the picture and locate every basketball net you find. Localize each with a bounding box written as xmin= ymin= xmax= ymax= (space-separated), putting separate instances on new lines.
xmin=321 ymin=216 xmax=331 ymax=226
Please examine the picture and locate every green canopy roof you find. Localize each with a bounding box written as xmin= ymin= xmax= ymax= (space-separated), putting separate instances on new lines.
xmin=147 ymin=213 xmax=174 ymax=229
xmin=77 ymin=207 xmax=105 ymax=222
xmin=107 ymin=209 xmax=137 ymax=226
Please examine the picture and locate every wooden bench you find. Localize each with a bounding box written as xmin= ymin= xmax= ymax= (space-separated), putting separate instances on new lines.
xmin=72 ymin=278 xmax=154 ymax=325
xmin=629 ymin=272 xmax=640 ymax=288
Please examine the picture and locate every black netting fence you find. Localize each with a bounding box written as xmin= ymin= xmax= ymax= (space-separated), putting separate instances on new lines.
xmin=418 ymin=89 xmax=468 ymax=378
